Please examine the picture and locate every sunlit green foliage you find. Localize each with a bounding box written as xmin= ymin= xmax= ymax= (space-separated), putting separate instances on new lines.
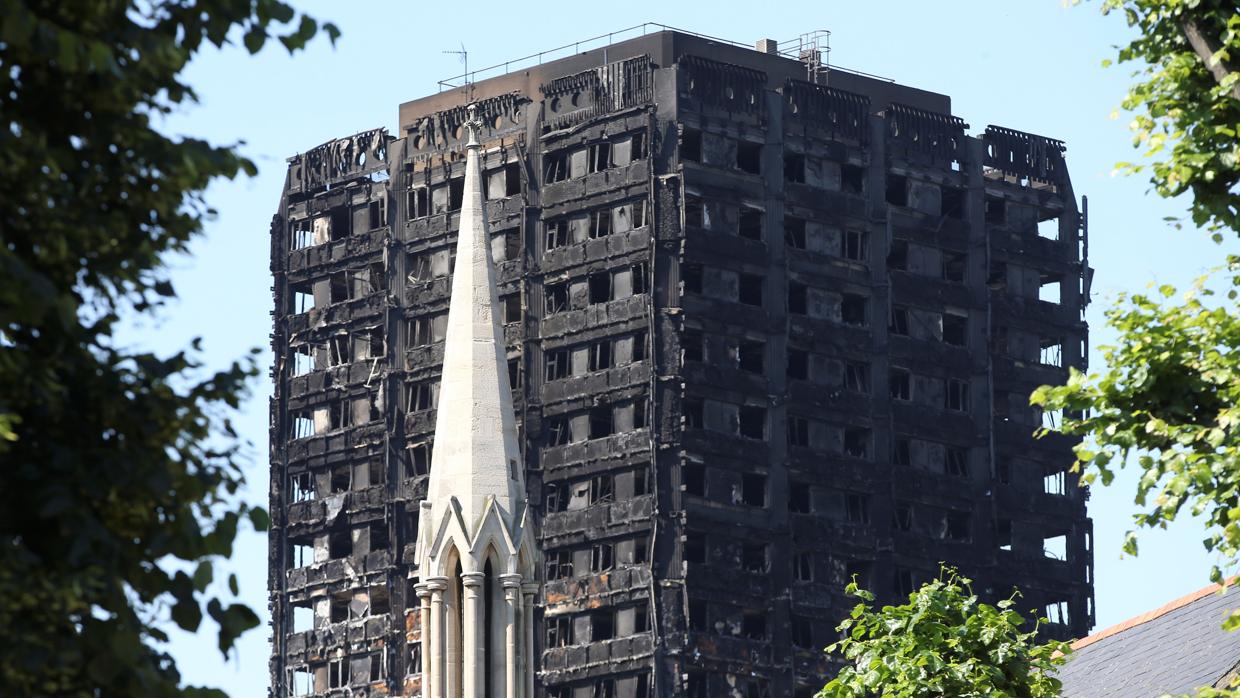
xmin=0 ymin=2 xmax=336 ymax=696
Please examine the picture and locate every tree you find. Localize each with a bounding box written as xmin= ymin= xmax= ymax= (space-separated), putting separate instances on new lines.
xmin=1031 ymin=0 xmax=1240 ymax=596
xmin=0 ymin=2 xmax=336 ymax=696
xmin=819 ymin=568 xmax=1070 ymax=698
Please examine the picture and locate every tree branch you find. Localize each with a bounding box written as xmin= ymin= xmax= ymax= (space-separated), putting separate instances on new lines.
xmin=1180 ymin=17 xmax=1240 ymax=101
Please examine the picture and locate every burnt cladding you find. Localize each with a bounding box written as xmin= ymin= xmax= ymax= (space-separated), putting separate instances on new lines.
xmin=268 ymin=28 xmax=1092 ymax=698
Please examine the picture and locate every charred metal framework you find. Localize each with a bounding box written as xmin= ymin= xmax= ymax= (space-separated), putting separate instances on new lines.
xmin=268 ymin=29 xmax=1093 ymax=698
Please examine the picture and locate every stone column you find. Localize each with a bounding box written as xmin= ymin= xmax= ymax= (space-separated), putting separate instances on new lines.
xmin=426 ymin=577 xmax=448 ymax=698
xmin=501 ymin=574 xmax=522 ymax=698
xmin=415 ymin=583 xmax=433 ymax=692
xmin=461 ymin=572 xmax=486 ymax=698
xmin=522 ymin=582 xmax=538 ymax=698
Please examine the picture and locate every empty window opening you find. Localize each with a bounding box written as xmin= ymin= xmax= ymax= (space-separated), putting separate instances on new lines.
xmin=843 ymin=427 xmax=870 ymax=459
xmin=684 ymin=262 xmax=704 ymax=295
xmin=682 ymin=329 xmax=704 ymax=363
xmin=588 ymin=142 xmax=612 ymax=173
xmin=941 ymin=186 xmax=965 ymax=219
xmin=946 ymin=512 xmax=971 ymax=541
xmin=1044 ymin=534 xmax=1067 ymax=560
xmin=841 ymin=163 xmax=865 ymax=194
xmin=328 ymin=207 xmax=349 ymax=241
xmin=328 ymin=400 xmax=352 ymax=431
xmin=327 ymin=335 xmax=350 ymax=367
xmin=329 ymin=466 xmax=350 ymax=494
xmin=588 ymin=406 xmax=614 ymax=440
xmin=408 ymin=187 xmax=429 ymax=219
xmin=291 ymin=281 xmax=315 ymax=314
xmin=845 ymin=494 xmax=869 ymax=523
xmin=1037 ymin=214 xmax=1060 ymax=241
xmin=545 ymin=550 xmax=572 ymax=579
xmin=407 ymin=442 xmax=431 ymax=478
xmin=290 ymin=344 xmax=314 ymax=376
xmin=1040 ymin=339 xmax=1064 ymax=367
xmin=328 ymin=657 xmax=349 ymax=688
xmin=889 ymin=306 xmax=910 ymax=336
xmin=1039 ymin=275 xmax=1063 ymax=304
xmin=447 ymin=178 xmax=464 ymax=211
xmin=943 ymin=313 xmax=968 ymax=346
xmin=846 ymin=560 xmax=873 ymax=589
xmin=787 ymin=281 xmax=808 ymax=315
xmin=786 ymin=348 xmax=809 ymax=380
xmin=741 ymin=610 xmax=767 ymax=639
xmin=842 ymin=230 xmax=867 ymax=262
xmin=591 ymin=543 xmax=614 ymax=572
xmin=894 ymin=569 xmax=916 ymax=597
xmin=290 ymin=542 xmax=313 ymax=569
xmin=544 ymin=348 xmax=569 ymax=381
xmin=688 ymin=600 xmax=708 ymax=632
xmin=290 ymin=218 xmax=314 ymax=250
xmin=792 ymin=552 xmax=813 ymax=582
xmin=736 ymin=141 xmax=762 ymax=174
xmin=500 ymin=163 xmax=521 ymax=197
xmin=787 ymin=415 xmax=810 ymax=448
xmin=889 ymin=368 xmax=911 ymax=401
xmin=544 ymin=282 xmax=568 ymax=314
xmin=503 ymin=294 xmax=521 ymax=324
xmin=996 ymin=519 xmax=1013 ymax=551
xmin=888 ymin=239 xmax=909 ymax=271
xmin=985 ymin=195 xmax=1006 ymax=224
xmin=894 ymin=504 xmax=913 ymax=532
xmin=841 ymin=294 xmax=868 ymax=326
xmin=792 ymin=617 xmax=814 ymax=648
xmin=736 ymin=340 xmax=764 ymax=374
xmin=409 ymin=313 xmax=447 ymax=346
xmin=789 ymin=483 xmax=811 ymax=513
xmin=682 ymin=462 xmax=706 ymax=497
xmin=290 ymin=668 xmax=313 ymax=696
xmin=544 ymin=219 xmax=570 ymax=251
xmin=946 ymin=379 xmax=970 ymax=412
xmin=544 ymin=151 xmax=570 ymax=183
xmin=845 ymin=361 xmax=870 ymax=394
xmin=1046 ymin=600 xmax=1071 ymax=625
xmin=738 ymin=207 xmax=763 ymax=240
xmin=946 ymin=447 xmax=969 ymax=478
xmin=738 ymin=273 xmax=764 ymax=306
xmin=740 ymin=473 xmax=766 ymax=507
xmin=329 ymin=273 xmax=350 ymax=304
xmin=684 ymin=196 xmax=705 ymax=228
xmin=886 ymin=174 xmax=908 ymax=207
xmin=1044 ymin=470 xmax=1067 ymax=496
xmin=784 ymin=152 xmax=806 ymax=183
xmin=742 ymin=543 xmax=768 ymax=572
xmin=328 ymin=530 xmax=351 ymax=560
xmin=588 ymin=340 xmax=613 ymax=372
xmin=588 ymin=271 xmax=612 ymax=304
xmin=1041 ymin=407 xmax=1064 ymax=429
xmin=738 ymin=406 xmax=766 ymax=440
xmin=683 ymin=532 xmax=706 ymax=564
xmin=683 ymin=398 xmax=704 ymax=430
xmin=943 ymin=252 xmax=967 ymax=282
xmin=588 ymin=209 xmax=612 ymax=238
xmin=784 ymin=216 xmax=807 ymax=249
xmin=406 ymin=381 xmax=437 ymax=412
xmin=892 ymin=436 xmax=911 ymax=466
xmin=290 ymin=472 xmax=316 ymax=503
xmin=546 ymin=616 xmax=573 ymax=648
xmin=680 ymin=128 xmax=702 ymax=162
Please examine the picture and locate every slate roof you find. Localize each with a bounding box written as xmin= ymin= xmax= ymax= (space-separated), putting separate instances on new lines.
xmin=1058 ymin=582 xmax=1240 ymax=697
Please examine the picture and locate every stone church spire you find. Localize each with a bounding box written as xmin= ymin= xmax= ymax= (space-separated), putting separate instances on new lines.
xmin=414 ymin=104 xmax=538 ymax=698
xmin=424 ymin=104 xmax=525 ymax=527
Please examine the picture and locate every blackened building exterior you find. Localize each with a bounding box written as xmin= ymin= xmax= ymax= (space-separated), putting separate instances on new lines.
xmin=268 ymin=27 xmax=1093 ymax=698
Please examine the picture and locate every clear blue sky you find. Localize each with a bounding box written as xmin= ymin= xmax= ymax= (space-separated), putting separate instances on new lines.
xmin=142 ymin=1 xmax=1236 ymax=693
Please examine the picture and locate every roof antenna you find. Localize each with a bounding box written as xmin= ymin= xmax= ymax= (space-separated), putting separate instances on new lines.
xmin=443 ymin=43 xmax=471 ymax=100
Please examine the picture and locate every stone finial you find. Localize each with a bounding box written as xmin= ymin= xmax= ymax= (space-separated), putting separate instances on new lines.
xmin=464 ymin=103 xmax=484 ymax=148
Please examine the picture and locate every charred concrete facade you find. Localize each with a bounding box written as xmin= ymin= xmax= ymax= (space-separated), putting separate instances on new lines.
xmin=269 ymin=29 xmax=1093 ymax=698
